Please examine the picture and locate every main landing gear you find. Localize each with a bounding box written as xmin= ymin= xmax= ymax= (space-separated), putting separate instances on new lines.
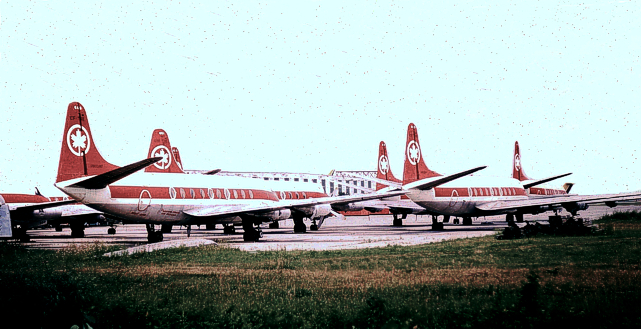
xmin=310 ymin=219 xmax=319 ymax=231
xmin=107 ymin=226 xmax=116 ymax=235
xmin=293 ymin=214 xmax=307 ymax=233
xmin=205 ymin=223 xmax=217 ymax=230
xmin=242 ymin=217 xmax=262 ymax=242
xmin=462 ymin=217 xmax=473 ymax=226
xmin=70 ymin=222 xmax=85 ymax=238
xmin=13 ymin=227 xmax=30 ymax=242
xmin=392 ymin=213 xmax=407 ymax=227
xmin=161 ymin=224 xmax=173 ymax=233
xmin=146 ymin=224 xmax=164 ymax=243
xmin=223 ymin=224 xmax=236 ymax=234
xmin=431 ymin=215 xmax=444 ymax=231
xmin=505 ymin=214 xmax=524 ymax=224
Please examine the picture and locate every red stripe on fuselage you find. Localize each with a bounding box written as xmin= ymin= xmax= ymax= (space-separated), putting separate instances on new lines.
xmin=109 ymin=185 xmax=282 ymax=201
xmin=107 ymin=186 xmax=327 ymax=201
xmin=529 ymin=187 xmax=566 ymax=196
xmin=1 ymin=193 xmax=51 ymax=204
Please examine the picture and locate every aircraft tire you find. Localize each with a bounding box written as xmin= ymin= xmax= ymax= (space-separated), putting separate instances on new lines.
xmin=432 ymin=222 xmax=444 ymax=231
xmin=161 ymin=224 xmax=173 ymax=233
xmin=205 ymin=224 xmax=216 ymax=230
xmin=462 ymin=217 xmax=473 ymax=226
xmin=269 ymin=221 xmax=280 ymax=229
xmin=54 ymin=225 xmax=63 ymax=232
xmin=310 ymin=224 xmax=318 ymax=231
xmin=293 ymin=223 xmax=307 ymax=233
xmin=243 ymin=230 xmax=260 ymax=242
xmin=393 ymin=218 xmax=403 ymax=226
xmin=107 ymin=227 xmax=116 ymax=235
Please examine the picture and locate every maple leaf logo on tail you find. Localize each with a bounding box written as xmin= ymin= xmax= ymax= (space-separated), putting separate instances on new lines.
xmin=151 ymin=145 xmax=172 ymax=170
xmin=514 ymin=154 xmax=521 ymax=171
xmin=66 ymin=124 xmax=91 ymax=156
xmin=379 ymin=155 xmax=389 ymax=175
xmin=407 ymin=140 xmax=421 ymax=165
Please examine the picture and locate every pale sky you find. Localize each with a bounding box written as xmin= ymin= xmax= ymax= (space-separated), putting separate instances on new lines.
xmin=1 ymin=1 xmax=639 ymax=197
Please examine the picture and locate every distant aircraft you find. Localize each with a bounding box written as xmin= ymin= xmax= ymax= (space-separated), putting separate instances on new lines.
xmin=0 ymin=192 xmax=75 ymax=241
xmin=55 ymin=102 xmax=432 ymax=242
xmin=512 ymin=141 xmax=573 ymax=198
xmin=400 ymin=123 xmax=641 ymax=226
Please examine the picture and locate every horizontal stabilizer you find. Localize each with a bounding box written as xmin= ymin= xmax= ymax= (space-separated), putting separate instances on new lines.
xmin=523 ymin=173 xmax=572 ymax=189
xmin=204 ymin=169 xmax=222 ymax=175
xmin=70 ymin=157 xmax=162 ymax=189
xmin=403 ymin=166 xmax=487 ymax=190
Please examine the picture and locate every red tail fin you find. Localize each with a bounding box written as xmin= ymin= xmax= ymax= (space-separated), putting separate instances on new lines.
xmin=144 ymin=129 xmax=185 ymax=173
xmin=376 ymin=141 xmax=401 ymax=190
xmin=402 ymin=123 xmax=441 ymax=185
xmin=512 ymin=141 xmax=533 ymax=181
xmin=56 ymin=102 xmax=118 ymax=183
xmin=172 ymin=147 xmax=184 ymax=171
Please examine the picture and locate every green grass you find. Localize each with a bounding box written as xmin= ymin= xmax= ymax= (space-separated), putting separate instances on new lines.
xmin=2 ymin=212 xmax=641 ymax=328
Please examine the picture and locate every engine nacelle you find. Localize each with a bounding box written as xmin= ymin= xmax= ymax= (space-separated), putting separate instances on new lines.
xmin=268 ymin=209 xmax=291 ymax=221
xmin=563 ymin=202 xmax=589 ymax=215
xmin=330 ymin=202 xmax=364 ymax=212
xmin=293 ymin=204 xmax=332 ymax=219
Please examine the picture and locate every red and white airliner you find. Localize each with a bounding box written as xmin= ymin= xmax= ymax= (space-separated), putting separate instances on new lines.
xmin=0 ymin=192 xmax=79 ymax=241
xmin=512 ymin=141 xmax=573 ymax=198
xmin=54 ymin=102 xmax=483 ymax=242
xmin=141 ymin=128 xmax=339 ymax=234
xmin=400 ymin=123 xmax=641 ymax=226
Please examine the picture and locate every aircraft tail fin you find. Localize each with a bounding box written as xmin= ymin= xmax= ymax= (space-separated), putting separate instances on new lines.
xmin=376 ymin=141 xmax=401 ymax=190
xmin=56 ymin=102 xmax=118 ymax=183
xmin=513 ymin=141 xmax=534 ymax=181
xmin=145 ymin=129 xmax=185 ymax=173
xmin=402 ymin=123 xmax=441 ymax=185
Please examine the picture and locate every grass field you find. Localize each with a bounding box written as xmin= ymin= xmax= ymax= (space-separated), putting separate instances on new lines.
xmin=2 ymin=212 xmax=641 ymax=328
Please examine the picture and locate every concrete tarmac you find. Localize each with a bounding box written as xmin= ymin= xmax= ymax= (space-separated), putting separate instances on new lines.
xmin=13 ymin=205 xmax=641 ymax=252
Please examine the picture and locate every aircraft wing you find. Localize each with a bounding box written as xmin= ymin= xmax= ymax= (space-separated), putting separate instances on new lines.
xmin=476 ymin=192 xmax=641 ymax=212
xmin=60 ymin=204 xmax=103 ymax=217
xmin=183 ymin=190 xmax=408 ymax=219
xmin=8 ymin=199 xmax=78 ymax=213
xmin=387 ymin=204 xmax=427 ymax=214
